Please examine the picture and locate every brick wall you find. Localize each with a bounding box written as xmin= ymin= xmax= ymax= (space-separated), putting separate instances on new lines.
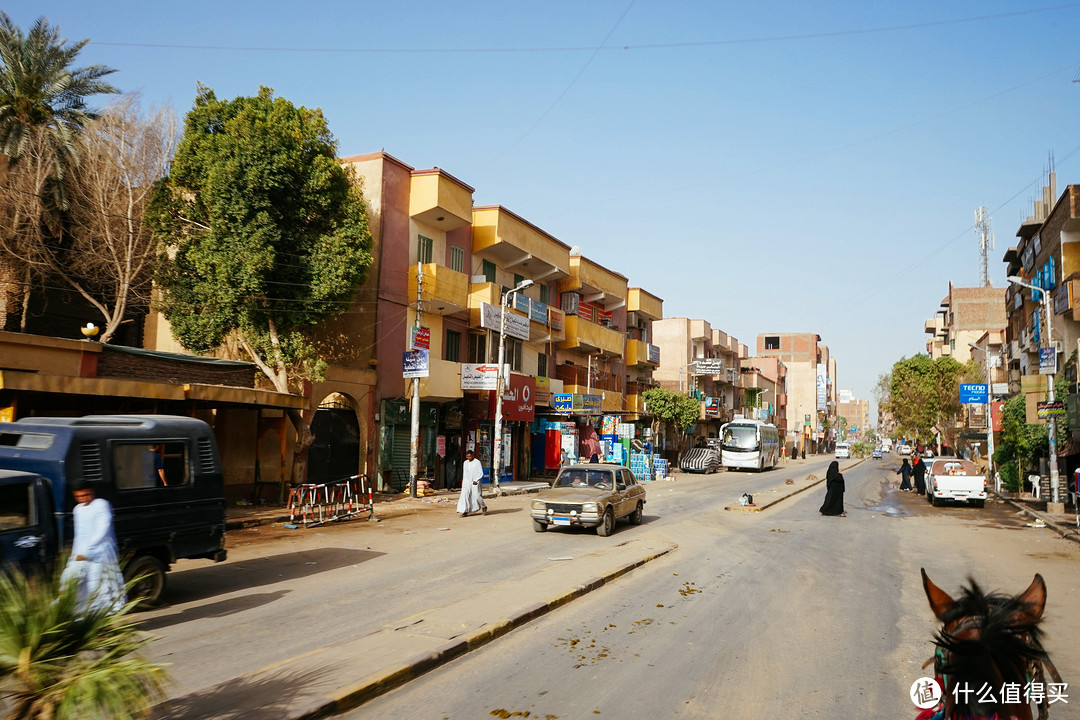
xmin=97 ymin=347 xmax=256 ymax=387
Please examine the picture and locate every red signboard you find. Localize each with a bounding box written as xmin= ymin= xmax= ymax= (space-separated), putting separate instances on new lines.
xmin=411 ymin=327 xmax=431 ymax=351
xmin=487 ymin=374 xmax=536 ymax=422
xmin=991 ymin=400 xmax=1004 ymax=433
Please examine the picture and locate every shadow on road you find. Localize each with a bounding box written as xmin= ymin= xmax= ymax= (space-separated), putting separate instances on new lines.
xmin=151 ymin=664 xmax=331 ymax=720
xmin=137 ymin=590 xmax=291 ymax=631
xmin=143 ymin=547 xmax=385 ymax=608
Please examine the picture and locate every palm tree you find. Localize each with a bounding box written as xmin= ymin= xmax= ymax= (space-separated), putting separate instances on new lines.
xmin=0 ymin=565 xmax=167 ymax=720
xmin=0 ymin=12 xmax=117 ymax=188
xmin=0 ymin=13 xmax=117 ymax=332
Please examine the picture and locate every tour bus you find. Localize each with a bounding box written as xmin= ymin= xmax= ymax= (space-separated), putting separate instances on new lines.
xmin=720 ymin=420 xmax=780 ymax=471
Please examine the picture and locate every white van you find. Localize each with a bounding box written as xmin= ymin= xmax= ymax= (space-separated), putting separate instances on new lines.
xmin=834 ymin=443 xmax=851 ymax=459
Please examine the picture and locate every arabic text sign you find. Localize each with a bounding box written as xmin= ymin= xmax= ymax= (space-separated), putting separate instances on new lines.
xmin=402 ymin=350 xmax=429 ymax=378
xmin=480 ymin=302 xmax=530 ymax=341
xmin=461 ymin=363 xmax=502 ymax=390
xmin=959 ymin=383 xmax=988 ymax=404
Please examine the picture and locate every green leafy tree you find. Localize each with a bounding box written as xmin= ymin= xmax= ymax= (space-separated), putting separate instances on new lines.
xmin=0 ymin=12 xmax=117 ymax=331
xmin=0 ymin=566 xmax=166 ymax=720
xmin=994 ymin=394 xmax=1046 ymax=492
xmin=147 ymin=86 xmax=374 ymax=484
xmin=888 ymin=354 xmax=977 ymax=449
xmin=642 ymin=387 xmax=702 ymax=455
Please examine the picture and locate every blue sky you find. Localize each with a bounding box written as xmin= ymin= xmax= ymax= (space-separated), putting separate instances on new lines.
xmin=13 ymin=1 xmax=1080 ymax=411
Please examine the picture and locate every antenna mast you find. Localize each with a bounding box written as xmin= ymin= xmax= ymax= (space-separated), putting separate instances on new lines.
xmin=975 ymin=206 xmax=994 ymax=287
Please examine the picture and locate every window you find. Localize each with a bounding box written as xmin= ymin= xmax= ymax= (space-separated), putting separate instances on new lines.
xmin=539 ymin=284 xmax=550 ymax=305
xmin=508 ymin=338 xmax=524 ymax=372
xmin=0 ymin=482 xmax=33 ymax=530
xmin=445 ymin=330 xmax=461 ymax=362
xmin=513 ymin=273 xmax=525 ymax=289
xmin=449 ymin=246 xmax=465 ymax=273
xmin=765 ymin=336 xmax=780 ymax=350
xmin=482 ymin=259 xmax=496 ymax=283
xmin=537 ymin=352 xmax=548 ymax=378
xmin=113 ymin=441 xmax=189 ymax=489
xmin=469 ymin=334 xmax=487 ymax=364
xmin=418 ymin=235 xmax=433 ymax=264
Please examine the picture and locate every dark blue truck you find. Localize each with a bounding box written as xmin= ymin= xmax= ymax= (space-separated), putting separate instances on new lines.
xmin=0 ymin=415 xmax=228 ymax=605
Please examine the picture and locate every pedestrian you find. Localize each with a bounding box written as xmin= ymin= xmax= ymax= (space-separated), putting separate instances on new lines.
xmin=912 ymin=454 xmax=927 ymax=495
xmin=819 ymin=460 xmax=846 ymax=517
xmin=896 ymin=458 xmax=913 ymax=491
xmin=61 ymin=481 xmax=126 ymax=614
xmin=801 ymin=446 xmax=806 ymax=460
xmin=444 ymin=439 xmax=460 ymax=490
xmin=456 ymin=449 xmax=487 ymax=517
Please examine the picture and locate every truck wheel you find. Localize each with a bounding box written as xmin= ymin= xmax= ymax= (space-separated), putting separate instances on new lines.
xmin=972 ymin=500 xmax=985 ymax=508
xmin=124 ymin=555 xmax=166 ymax=607
xmin=532 ymin=518 xmax=547 ymax=532
xmin=931 ymin=494 xmax=942 ymax=507
xmin=597 ymin=508 xmax=615 ymax=537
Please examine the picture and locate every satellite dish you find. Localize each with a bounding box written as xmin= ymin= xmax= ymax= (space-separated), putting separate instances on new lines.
xmin=569 ymin=245 xmax=581 ymax=257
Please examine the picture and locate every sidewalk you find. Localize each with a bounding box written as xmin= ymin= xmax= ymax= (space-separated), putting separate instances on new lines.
xmin=993 ymin=493 xmax=1080 ymax=545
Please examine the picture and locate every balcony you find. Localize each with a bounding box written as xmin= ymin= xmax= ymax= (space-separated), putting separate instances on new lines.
xmin=627 ymin=288 xmax=662 ymax=321
xmin=472 ymin=206 xmax=570 ymax=281
xmin=626 ymin=338 xmax=660 ymax=368
xmin=559 ymin=315 xmax=624 ymax=358
xmin=560 ymin=254 xmax=626 ymax=307
xmin=409 ymin=263 xmax=469 ymax=316
xmin=409 ymin=169 xmax=473 ymax=231
xmin=418 ymin=358 xmax=464 ymax=402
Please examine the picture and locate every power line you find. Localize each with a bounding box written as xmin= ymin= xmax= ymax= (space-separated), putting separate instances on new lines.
xmin=90 ymin=4 xmax=1080 ymax=55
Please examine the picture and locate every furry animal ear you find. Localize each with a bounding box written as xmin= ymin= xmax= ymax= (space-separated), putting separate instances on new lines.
xmin=922 ymin=568 xmax=956 ymax=621
xmin=1014 ymin=574 xmax=1047 ymax=625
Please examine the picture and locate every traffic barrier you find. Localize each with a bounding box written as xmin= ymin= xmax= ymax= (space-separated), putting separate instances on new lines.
xmin=287 ymin=474 xmax=374 ymax=527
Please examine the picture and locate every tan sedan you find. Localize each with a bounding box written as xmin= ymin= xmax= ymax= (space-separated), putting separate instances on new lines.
xmin=530 ymin=464 xmax=646 ymax=536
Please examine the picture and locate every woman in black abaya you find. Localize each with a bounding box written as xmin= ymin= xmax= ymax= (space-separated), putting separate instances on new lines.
xmin=819 ymin=460 xmax=846 ymax=516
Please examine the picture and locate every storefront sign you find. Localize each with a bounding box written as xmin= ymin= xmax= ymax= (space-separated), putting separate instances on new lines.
xmin=554 ymin=393 xmax=573 ymax=412
xmin=647 ymin=344 xmax=660 ymax=364
xmin=959 ymin=383 xmax=988 ymax=404
xmin=461 ymin=363 xmax=501 ymax=390
xmin=1039 ymin=347 xmax=1057 ymax=375
xmin=513 ymin=292 xmax=531 ymax=314
xmin=534 ymin=376 xmax=551 ymax=404
xmin=704 ymin=397 xmax=720 ymax=417
xmin=551 ymin=393 xmax=600 ymax=414
xmin=480 ymin=302 xmax=530 ymax=341
xmin=529 ymin=298 xmax=548 ymax=324
xmin=548 ymin=307 xmax=565 ymax=332
xmin=488 ymin=374 xmax=535 ymax=422
xmin=1037 ymin=400 xmax=1065 ymax=418
xmin=581 ymin=394 xmax=602 ymax=414
xmin=402 ymin=350 xmax=429 ymax=378
xmin=692 ymin=359 xmax=725 ymax=375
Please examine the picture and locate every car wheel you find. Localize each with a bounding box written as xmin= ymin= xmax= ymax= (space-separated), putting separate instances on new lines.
xmin=629 ymin=501 xmax=643 ymax=525
xmin=596 ymin=508 xmax=615 ymax=537
xmin=124 ymin=555 xmax=167 ymax=608
xmin=972 ymin=500 xmax=985 ymax=509
xmin=532 ymin=518 xmax=547 ymax=532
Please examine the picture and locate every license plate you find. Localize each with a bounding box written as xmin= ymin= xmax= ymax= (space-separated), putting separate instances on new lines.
xmin=552 ymin=517 xmax=571 ymax=526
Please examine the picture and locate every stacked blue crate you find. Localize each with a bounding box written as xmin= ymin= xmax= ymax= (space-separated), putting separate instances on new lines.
xmin=629 ymin=452 xmax=652 ymax=482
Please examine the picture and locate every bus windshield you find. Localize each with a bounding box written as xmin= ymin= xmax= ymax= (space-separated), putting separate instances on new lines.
xmin=722 ymin=425 xmax=759 ymax=451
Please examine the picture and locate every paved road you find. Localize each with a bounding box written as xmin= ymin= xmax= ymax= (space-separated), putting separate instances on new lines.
xmin=344 ymin=457 xmax=1080 ymax=720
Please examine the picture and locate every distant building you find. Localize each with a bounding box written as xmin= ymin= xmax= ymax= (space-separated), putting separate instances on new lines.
xmin=756 ymin=333 xmax=837 ymax=455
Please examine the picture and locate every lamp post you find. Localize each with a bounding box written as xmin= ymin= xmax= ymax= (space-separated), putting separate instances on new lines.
xmin=492 ymin=278 xmax=533 ymax=492
xmin=1007 ymin=275 xmax=1059 ymax=504
xmin=968 ymin=342 xmax=997 ymax=488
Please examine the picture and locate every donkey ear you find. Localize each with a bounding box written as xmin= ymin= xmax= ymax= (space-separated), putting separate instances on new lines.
xmin=922 ymin=568 xmax=955 ymax=620
xmin=1015 ymin=573 xmax=1047 ymax=624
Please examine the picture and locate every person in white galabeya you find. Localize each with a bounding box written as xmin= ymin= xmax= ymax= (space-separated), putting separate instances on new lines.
xmin=456 ymin=449 xmax=487 ymax=517
xmin=62 ymin=481 xmax=126 ymax=614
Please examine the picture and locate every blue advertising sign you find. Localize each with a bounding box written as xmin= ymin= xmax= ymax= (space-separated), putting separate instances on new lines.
xmin=959 ymin=383 xmax=988 ymax=404
xmin=1039 ymin=347 xmax=1057 ymax=375
xmin=553 ymin=393 xmax=573 ymax=413
xmin=402 ymin=350 xmax=429 ymax=378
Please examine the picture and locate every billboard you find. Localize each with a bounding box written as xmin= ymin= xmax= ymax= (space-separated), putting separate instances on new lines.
xmin=816 ymin=363 xmax=827 ymax=412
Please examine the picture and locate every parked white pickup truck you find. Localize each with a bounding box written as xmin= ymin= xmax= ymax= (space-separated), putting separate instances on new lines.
xmin=925 ymin=458 xmax=987 ymax=508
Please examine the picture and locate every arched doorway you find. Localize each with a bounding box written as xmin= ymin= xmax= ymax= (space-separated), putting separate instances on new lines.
xmin=309 ymin=394 xmax=361 ymax=485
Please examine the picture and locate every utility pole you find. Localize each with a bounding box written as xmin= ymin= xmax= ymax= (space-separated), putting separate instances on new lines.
xmin=409 ymin=262 xmax=422 ymax=499
xmin=492 ymin=278 xmax=532 ymax=493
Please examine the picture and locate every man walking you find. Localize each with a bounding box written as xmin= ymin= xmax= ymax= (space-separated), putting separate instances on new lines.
xmin=457 ymin=449 xmax=488 ymax=517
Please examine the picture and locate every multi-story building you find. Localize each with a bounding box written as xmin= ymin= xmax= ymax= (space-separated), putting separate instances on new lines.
xmin=836 ymin=389 xmax=871 ymax=443
xmin=924 ymin=283 xmax=1006 ymax=363
xmin=742 ymin=355 xmax=788 ymax=443
xmin=756 ymin=332 xmax=837 ymax=455
xmin=624 ymin=288 xmax=663 ymax=421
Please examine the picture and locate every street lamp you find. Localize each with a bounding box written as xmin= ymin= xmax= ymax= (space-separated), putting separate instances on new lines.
xmin=1007 ymin=275 xmax=1060 ymax=504
xmin=968 ymin=342 xmax=997 ymax=489
xmin=492 ymin=278 xmax=533 ymax=492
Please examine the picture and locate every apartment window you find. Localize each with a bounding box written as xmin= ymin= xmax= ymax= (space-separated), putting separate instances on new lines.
xmin=445 ymin=330 xmax=461 ymax=362
xmin=469 ymin=334 xmax=487 ymax=364
xmin=508 ymin=338 xmax=524 ymax=372
xmin=537 ymin=353 xmax=548 ymax=378
xmin=765 ymin=336 xmax=780 ymax=350
xmin=482 ymin=259 xmax=497 ymax=283
xmin=418 ymin=235 xmax=433 ymax=264
xmin=513 ymin=273 xmax=525 ymax=289
xmin=539 ymin=284 xmax=550 ymax=305
xmin=449 ymin=246 xmax=465 ymax=273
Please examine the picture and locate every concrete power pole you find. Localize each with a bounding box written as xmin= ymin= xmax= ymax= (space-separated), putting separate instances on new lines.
xmin=409 ymin=262 xmax=422 ymax=499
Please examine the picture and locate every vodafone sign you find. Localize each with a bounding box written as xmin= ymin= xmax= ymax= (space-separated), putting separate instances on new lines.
xmin=488 ymin=374 xmax=536 ymax=422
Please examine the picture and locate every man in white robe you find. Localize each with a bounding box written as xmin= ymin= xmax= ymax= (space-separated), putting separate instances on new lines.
xmin=62 ymin=482 xmax=126 ymax=614
xmin=456 ymin=449 xmax=487 ymax=517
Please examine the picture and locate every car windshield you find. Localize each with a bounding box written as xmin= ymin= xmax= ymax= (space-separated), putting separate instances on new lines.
xmin=722 ymin=426 xmax=758 ymax=450
xmin=555 ymin=469 xmax=614 ymax=488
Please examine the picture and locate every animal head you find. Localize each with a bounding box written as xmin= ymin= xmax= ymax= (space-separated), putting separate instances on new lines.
xmin=921 ymin=569 xmax=1048 ymax=719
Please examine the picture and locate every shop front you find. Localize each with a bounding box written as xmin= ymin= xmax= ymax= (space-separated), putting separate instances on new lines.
xmin=464 ymin=373 xmax=536 ymax=483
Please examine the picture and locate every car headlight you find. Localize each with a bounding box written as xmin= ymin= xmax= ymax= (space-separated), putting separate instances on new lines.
xmin=581 ymin=502 xmax=599 ymax=514
xmin=531 ymin=499 xmax=546 ymax=511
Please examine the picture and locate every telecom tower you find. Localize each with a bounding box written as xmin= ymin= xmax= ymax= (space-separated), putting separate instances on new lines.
xmin=975 ymin=206 xmax=994 ymax=287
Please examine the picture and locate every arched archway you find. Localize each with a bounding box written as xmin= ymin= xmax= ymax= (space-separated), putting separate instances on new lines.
xmin=309 ymin=393 xmax=362 ymax=485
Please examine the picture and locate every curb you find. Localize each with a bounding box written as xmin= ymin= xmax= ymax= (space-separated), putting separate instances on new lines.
xmin=723 ymin=457 xmax=865 ymax=513
xmin=290 ymin=544 xmax=674 ymax=718
xmin=993 ymin=493 xmax=1080 ymax=545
